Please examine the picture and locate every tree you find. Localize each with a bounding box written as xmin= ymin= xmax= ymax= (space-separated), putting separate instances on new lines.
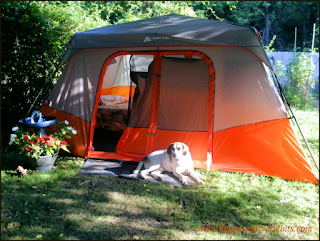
xmin=190 ymin=1 xmax=319 ymax=51
xmin=1 ymin=1 xmax=107 ymax=149
xmin=81 ymin=1 xmax=196 ymax=24
xmin=1 ymin=1 xmax=61 ymax=147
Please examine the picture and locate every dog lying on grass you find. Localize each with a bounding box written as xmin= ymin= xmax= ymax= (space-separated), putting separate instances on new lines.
xmin=133 ymin=142 xmax=204 ymax=185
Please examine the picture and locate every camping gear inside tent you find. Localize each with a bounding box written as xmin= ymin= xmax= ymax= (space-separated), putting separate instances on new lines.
xmin=40 ymin=14 xmax=318 ymax=183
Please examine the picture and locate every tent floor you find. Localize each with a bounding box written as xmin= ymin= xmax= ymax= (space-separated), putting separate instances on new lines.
xmin=89 ymin=128 xmax=201 ymax=187
xmin=78 ymin=159 xmax=199 ymax=187
xmin=92 ymin=128 xmax=123 ymax=152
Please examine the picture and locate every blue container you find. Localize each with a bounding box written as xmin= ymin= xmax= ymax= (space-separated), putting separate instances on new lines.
xmin=19 ymin=116 xmax=57 ymax=136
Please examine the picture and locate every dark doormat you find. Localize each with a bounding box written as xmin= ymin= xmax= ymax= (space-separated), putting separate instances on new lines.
xmin=78 ymin=159 xmax=199 ymax=187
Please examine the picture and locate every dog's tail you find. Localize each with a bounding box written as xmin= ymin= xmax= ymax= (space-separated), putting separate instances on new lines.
xmin=133 ymin=160 xmax=144 ymax=174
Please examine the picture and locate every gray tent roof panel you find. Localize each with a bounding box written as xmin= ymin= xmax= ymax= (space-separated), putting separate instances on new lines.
xmin=60 ymin=14 xmax=265 ymax=66
xmin=71 ymin=14 xmax=261 ymax=47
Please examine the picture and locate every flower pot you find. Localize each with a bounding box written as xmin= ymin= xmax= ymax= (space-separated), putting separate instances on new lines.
xmin=28 ymin=153 xmax=58 ymax=171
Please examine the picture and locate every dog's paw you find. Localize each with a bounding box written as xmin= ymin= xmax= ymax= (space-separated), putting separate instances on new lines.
xmin=133 ymin=169 xmax=139 ymax=175
xmin=181 ymin=178 xmax=188 ymax=185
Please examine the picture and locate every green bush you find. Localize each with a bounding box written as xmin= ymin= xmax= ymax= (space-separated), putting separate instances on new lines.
xmin=280 ymin=53 xmax=316 ymax=110
xmin=1 ymin=2 xmax=107 ymax=151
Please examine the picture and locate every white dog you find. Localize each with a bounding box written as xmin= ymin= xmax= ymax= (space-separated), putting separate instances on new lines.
xmin=133 ymin=142 xmax=204 ymax=185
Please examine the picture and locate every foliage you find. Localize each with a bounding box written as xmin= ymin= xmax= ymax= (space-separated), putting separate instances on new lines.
xmin=141 ymin=1 xmax=196 ymax=19
xmin=34 ymin=1 xmax=108 ymax=42
xmin=1 ymin=1 xmax=62 ymax=147
xmin=191 ymin=1 xmax=319 ymax=51
xmin=274 ymin=59 xmax=285 ymax=75
xmin=81 ymin=1 xmax=196 ymax=24
xmin=264 ymin=35 xmax=277 ymax=52
xmin=1 ymin=1 xmax=107 ymax=149
xmin=283 ymin=53 xmax=316 ymax=109
xmin=8 ymin=119 xmax=77 ymax=159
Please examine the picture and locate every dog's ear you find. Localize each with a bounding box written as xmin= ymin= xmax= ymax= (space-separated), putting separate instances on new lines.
xmin=182 ymin=143 xmax=189 ymax=156
xmin=167 ymin=143 xmax=174 ymax=156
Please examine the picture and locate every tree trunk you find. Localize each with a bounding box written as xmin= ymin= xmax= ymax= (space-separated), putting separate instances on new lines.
xmin=264 ymin=5 xmax=270 ymax=45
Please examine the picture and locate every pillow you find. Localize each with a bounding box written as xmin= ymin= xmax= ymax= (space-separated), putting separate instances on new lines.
xmin=100 ymin=95 xmax=129 ymax=105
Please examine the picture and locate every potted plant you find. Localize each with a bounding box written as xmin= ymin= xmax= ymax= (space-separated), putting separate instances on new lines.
xmin=9 ymin=120 xmax=77 ymax=171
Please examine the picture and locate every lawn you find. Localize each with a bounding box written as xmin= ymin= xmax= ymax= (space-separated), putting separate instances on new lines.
xmin=1 ymin=108 xmax=319 ymax=240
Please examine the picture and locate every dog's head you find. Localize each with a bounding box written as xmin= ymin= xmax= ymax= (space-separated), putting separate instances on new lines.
xmin=167 ymin=142 xmax=189 ymax=160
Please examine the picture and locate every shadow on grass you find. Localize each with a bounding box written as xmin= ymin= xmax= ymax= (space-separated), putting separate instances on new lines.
xmin=1 ymin=155 xmax=318 ymax=240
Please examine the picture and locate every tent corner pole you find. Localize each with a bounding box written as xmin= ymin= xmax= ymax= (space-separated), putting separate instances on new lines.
xmin=290 ymin=110 xmax=319 ymax=172
xmin=273 ymin=73 xmax=319 ymax=173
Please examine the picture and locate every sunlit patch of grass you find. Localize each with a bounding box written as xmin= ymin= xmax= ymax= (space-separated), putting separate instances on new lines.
xmin=291 ymin=109 xmax=319 ymax=171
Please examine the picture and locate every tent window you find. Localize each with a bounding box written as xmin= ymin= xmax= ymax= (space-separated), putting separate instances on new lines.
xmin=158 ymin=57 xmax=210 ymax=131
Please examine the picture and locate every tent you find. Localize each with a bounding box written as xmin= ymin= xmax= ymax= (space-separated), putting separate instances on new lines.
xmin=40 ymin=14 xmax=318 ymax=183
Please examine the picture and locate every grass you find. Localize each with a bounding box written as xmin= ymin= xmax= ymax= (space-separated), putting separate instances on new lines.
xmin=1 ymin=109 xmax=319 ymax=240
xmin=291 ymin=108 xmax=319 ymax=172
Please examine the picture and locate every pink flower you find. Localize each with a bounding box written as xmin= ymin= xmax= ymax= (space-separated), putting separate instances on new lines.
xmin=62 ymin=141 xmax=67 ymax=145
xmin=46 ymin=140 xmax=53 ymax=146
xmin=43 ymin=135 xmax=48 ymax=138
xmin=49 ymin=135 xmax=55 ymax=141
xmin=41 ymin=137 xmax=46 ymax=144
xmin=34 ymin=145 xmax=40 ymax=151
xmin=36 ymin=137 xmax=41 ymax=142
xmin=24 ymin=136 xmax=29 ymax=141
xmin=61 ymin=144 xmax=67 ymax=150
xmin=55 ymin=140 xmax=61 ymax=146
xmin=25 ymin=147 xmax=31 ymax=151
xmin=30 ymin=140 xmax=35 ymax=144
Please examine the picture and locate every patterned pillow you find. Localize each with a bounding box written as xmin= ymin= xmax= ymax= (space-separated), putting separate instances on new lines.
xmin=100 ymin=95 xmax=129 ymax=105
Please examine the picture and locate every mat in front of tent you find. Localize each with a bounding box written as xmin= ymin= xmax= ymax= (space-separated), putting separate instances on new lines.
xmin=78 ymin=159 xmax=200 ymax=187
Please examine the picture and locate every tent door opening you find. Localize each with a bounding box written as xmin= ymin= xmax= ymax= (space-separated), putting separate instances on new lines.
xmin=90 ymin=51 xmax=214 ymax=165
xmin=91 ymin=54 xmax=154 ymax=153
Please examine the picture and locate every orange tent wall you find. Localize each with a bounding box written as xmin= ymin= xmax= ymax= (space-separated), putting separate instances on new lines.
xmin=40 ymin=105 xmax=89 ymax=157
xmin=211 ymin=118 xmax=318 ymax=183
xmin=100 ymin=86 xmax=136 ymax=97
xmin=114 ymin=119 xmax=318 ymax=183
xmin=116 ymin=127 xmax=209 ymax=163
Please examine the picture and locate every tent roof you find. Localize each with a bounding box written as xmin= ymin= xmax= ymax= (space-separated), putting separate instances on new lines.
xmin=72 ymin=14 xmax=261 ymax=47
xmin=60 ymin=14 xmax=266 ymax=66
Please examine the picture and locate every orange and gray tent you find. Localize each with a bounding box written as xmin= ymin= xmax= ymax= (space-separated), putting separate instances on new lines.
xmin=40 ymin=14 xmax=318 ymax=183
